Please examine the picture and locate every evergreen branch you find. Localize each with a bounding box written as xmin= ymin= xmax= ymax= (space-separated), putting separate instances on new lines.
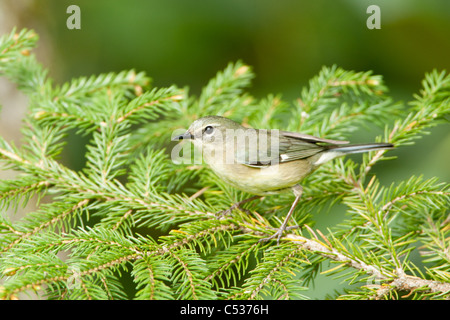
xmin=384 ymin=70 xmax=449 ymax=149
xmin=1 ymin=138 xmax=215 ymax=229
xmin=197 ymin=60 xmax=254 ymax=115
xmin=379 ymin=176 xmax=449 ymax=219
xmin=116 ymin=87 xmax=183 ymax=124
xmin=0 ymin=178 xmax=49 ymax=212
xmin=419 ymin=214 xmax=450 ymax=267
xmin=242 ymin=243 xmax=308 ymax=300
xmin=0 ymin=28 xmax=38 ymax=63
xmin=2 ymin=252 xmax=137 ymax=300
xmin=0 ymin=30 xmax=47 ymax=94
xmin=159 ymin=220 xmax=238 ymax=253
xmin=283 ymin=233 xmax=450 ymax=298
xmin=205 ymin=239 xmax=261 ymax=289
xmin=165 ymin=247 xmax=216 ymax=300
xmin=370 ymin=268 xmax=450 ymax=300
xmin=132 ymin=256 xmax=173 ymax=300
xmin=1 ymin=28 xmax=449 ymax=300
xmin=0 ymin=199 xmax=89 ymax=253
xmin=293 ymin=65 xmax=387 ymax=132
xmin=53 ymin=69 xmax=150 ymax=101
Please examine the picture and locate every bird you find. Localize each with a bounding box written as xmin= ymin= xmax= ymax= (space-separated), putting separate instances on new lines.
xmin=172 ymin=115 xmax=394 ymax=244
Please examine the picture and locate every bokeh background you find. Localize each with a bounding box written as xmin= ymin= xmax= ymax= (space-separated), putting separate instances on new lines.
xmin=0 ymin=0 xmax=449 ymax=299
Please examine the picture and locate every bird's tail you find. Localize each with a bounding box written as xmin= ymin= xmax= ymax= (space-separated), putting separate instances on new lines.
xmin=329 ymin=142 xmax=394 ymax=155
xmin=313 ymin=142 xmax=393 ymax=166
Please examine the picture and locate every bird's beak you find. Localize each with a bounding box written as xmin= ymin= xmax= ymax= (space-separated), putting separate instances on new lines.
xmin=172 ymin=131 xmax=194 ymax=141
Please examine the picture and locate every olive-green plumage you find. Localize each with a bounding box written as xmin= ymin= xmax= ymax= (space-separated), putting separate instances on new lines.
xmin=173 ymin=115 xmax=393 ymax=243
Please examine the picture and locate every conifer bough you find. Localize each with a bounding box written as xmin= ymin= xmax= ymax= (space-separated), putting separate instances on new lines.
xmin=0 ymin=28 xmax=449 ymax=300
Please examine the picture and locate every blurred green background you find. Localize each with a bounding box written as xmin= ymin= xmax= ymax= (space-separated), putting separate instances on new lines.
xmin=1 ymin=0 xmax=449 ymax=299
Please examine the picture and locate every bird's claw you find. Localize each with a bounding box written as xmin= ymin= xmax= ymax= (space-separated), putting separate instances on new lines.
xmin=215 ymin=208 xmax=232 ymax=219
xmin=259 ymin=229 xmax=284 ymax=245
xmin=258 ymin=225 xmax=299 ymax=245
xmin=215 ymin=196 xmax=260 ymax=219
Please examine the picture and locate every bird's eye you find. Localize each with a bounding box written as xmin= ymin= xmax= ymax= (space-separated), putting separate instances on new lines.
xmin=204 ymin=126 xmax=214 ymax=134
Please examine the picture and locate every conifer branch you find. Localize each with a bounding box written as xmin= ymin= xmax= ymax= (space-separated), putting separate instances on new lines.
xmin=0 ymin=28 xmax=448 ymax=300
xmin=284 ymin=233 xmax=450 ymax=298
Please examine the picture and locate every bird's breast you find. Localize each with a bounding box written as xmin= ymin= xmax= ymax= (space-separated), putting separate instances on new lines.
xmin=208 ymin=160 xmax=314 ymax=195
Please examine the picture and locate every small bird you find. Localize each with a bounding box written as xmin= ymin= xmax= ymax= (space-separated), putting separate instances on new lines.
xmin=172 ymin=115 xmax=393 ymax=243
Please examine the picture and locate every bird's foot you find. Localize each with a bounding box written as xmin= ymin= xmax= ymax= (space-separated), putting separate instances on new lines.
xmin=215 ymin=207 xmax=234 ymax=219
xmin=215 ymin=196 xmax=260 ymax=219
xmin=259 ymin=225 xmax=299 ymax=245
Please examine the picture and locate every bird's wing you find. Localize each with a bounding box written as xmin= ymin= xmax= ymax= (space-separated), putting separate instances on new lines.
xmin=279 ymin=131 xmax=349 ymax=145
xmin=236 ymin=130 xmax=349 ymax=167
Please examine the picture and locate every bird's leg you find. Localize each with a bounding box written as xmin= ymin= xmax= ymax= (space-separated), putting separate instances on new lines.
xmin=259 ymin=185 xmax=303 ymax=244
xmin=216 ymin=195 xmax=261 ymax=219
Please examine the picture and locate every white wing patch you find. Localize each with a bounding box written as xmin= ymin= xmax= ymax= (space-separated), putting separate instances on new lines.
xmin=313 ymin=151 xmax=341 ymax=166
